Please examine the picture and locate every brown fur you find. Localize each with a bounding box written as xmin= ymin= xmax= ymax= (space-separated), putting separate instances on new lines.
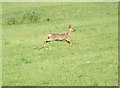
xmin=40 ymin=25 xmax=75 ymax=48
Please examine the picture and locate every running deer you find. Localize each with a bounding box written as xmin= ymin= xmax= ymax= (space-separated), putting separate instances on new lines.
xmin=40 ymin=25 xmax=77 ymax=48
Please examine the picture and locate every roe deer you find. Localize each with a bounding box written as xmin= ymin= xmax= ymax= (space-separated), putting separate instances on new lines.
xmin=40 ymin=25 xmax=76 ymax=48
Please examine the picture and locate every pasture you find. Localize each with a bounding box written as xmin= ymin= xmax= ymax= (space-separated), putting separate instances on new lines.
xmin=2 ymin=2 xmax=118 ymax=86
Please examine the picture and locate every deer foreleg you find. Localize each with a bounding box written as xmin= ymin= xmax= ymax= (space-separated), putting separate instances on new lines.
xmin=66 ymin=40 xmax=72 ymax=46
xmin=71 ymin=40 xmax=79 ymax=44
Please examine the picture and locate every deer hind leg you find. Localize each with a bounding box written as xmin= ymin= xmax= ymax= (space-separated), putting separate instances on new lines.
xmin=40 ymin=38 xmax=53 ymax=48
xmin=40 ymin=41 xmax=47 ymax=48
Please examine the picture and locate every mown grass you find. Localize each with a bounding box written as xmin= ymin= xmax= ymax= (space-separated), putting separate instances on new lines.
xmin=2 ymin=2 xmax=118 ymax=86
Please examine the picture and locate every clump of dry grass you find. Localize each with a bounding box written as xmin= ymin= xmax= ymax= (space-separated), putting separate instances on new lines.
xmin=7 ymin=10 xmax=41 ymax=25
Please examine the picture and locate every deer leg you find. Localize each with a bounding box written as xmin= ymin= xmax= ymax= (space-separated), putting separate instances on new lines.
xmin=40 ymin=41 xmax=47 ymax=48
xmin=40 ymin=39 xmax=52 ymax=48
xmin=70 ymin=40 xmax=79 ymax=44
xmin=66 ymin=40 xmax=72 ymax=46
xmin=66 ymin=40 xmax=70 ymax=44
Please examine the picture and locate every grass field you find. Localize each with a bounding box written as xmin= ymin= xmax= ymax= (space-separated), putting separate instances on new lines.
xmin=2 ymin=2 xmax=118 ymax=86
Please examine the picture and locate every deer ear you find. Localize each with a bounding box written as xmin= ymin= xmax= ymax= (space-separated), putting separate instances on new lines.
xmin=69 ymin=25 xmax=71 ymax=28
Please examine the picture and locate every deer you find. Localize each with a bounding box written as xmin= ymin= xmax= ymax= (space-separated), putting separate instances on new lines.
xmin=40 ymin=25 xmax=78 ymax=48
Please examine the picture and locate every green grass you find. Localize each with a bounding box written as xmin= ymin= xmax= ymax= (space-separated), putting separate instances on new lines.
xmin=2 ymin=2 xmax=118 ymax=86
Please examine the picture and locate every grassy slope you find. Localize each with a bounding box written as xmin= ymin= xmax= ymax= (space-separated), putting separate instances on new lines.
xmin=2 ymin=2 xmax=118 ymax=86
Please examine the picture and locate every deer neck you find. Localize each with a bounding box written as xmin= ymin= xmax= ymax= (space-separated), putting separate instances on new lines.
xmin=66 ymin=31 xmax=71 ymax=36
